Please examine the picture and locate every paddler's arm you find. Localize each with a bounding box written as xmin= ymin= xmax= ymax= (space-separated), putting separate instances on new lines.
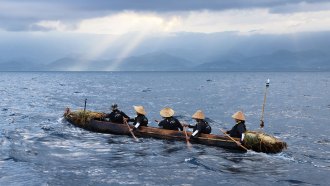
xmin=187 ymin=124 xmax=194 ymax=128
xmin=190 ymin=124 xmax=202 ymax=139
xmin=132 ymin=116 xmax=144 ymax=130
xmin=121 ymin=111 xmax=130 ymax=120
xmin=123 ymin=117 xmax=129 ymax=122
xmin=181 ymin=122 xmax=192 ymax=128
xmin=127 ymin=117 xmax=135 ymax=122
xmin=157 ymin=120 xmax=164 ymax=127
xmin=177 ymin=119 xmax=183 ymax=131
xmin=237 ymin=124 xmax=246 ymax=142
xmin=225 ymin=126 xmax=234 ymax=135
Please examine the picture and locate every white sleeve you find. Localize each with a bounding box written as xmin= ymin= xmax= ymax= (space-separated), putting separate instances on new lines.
xmin=134 ymin=123 xmax=140 ymax=128
xmin=241 ymin=133 xmax=245 ymax=141
xmin=192 ymin=130 xmax=199 ymax=136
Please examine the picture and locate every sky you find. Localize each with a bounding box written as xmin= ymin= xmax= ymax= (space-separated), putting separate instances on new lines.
xmin=1 ymin=0 xmax=330 ymax=68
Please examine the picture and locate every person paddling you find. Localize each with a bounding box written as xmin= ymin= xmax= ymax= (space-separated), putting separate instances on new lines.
xmin=128 ymin=105 xmax=148 ymax=130
xmin=225 ymin=111 xmax=247 ymax=142
xmin=157 ymin=107 xmax=183 ymax=131
xmin=185 ymin=110 xmax=211 ymax=139
xmin=106 ymin=104 xmax=130 ymax=124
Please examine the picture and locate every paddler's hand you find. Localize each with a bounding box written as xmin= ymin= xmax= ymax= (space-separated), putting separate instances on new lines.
xmin=123 ymin=117 xmax=128 ymax=122
xmin=189 ymin=135 xmax=196 ymax=140
xmin=182 ymin=123 xmax=189 ymax=127
xmin=235 ymin=141 xmax=241 ymax=146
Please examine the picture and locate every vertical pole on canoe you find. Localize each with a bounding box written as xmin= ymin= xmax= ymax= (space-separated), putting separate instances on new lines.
xmin=260 ymin=79 xmax=270 ymax=128
xmin=84 ymin=98 xmax=87 ymax=113
xmin=83 ymin=98 xmax=87 ymax=124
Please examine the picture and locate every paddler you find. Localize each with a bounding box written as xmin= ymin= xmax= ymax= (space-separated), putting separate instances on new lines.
xmin=106 ymin=104 xmax=130 ymax=124
xmin=128 ymin=105 xmax=148 ymax=130
xmin=157 ymin=107 xmax=183 ymax=131
xmin=226 ymin=111 xmax=247 ymax=142
xmin=184 ymin=110 xmax=211 ymax=139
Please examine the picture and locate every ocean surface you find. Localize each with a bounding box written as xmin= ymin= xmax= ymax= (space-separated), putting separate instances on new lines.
xmin=0 ymin=71 xmax=329 ymax=186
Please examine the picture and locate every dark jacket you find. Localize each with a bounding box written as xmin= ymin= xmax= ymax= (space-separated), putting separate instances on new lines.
xmin=158 ymin=117 xmax=183 ymax=131
xmin=107 ymin=110 xmax=129 ymax=124
xmin=188 ymin=120 xmax=211 ymax=138
xmin=227 ymin=121 xmax=246 ymax=139
xmin=130 ymin=114 xmax=148 ymax=128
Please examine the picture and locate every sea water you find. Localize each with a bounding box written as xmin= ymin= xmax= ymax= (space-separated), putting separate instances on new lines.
xmin=0 ymin=71 xmax=329 ymax=185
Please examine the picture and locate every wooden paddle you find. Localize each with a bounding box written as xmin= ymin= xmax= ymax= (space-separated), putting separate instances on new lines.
xmin=219 ymin=128 xmax=248 ymax=151
xmin=183 ymin=126 xmax=192 ymax=148
xmin=123 ymin=118 xmax=139 ymax=142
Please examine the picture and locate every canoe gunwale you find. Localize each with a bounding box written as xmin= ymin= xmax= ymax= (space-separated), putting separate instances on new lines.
xmin=64 ymin=112 xmax=245 ymax=151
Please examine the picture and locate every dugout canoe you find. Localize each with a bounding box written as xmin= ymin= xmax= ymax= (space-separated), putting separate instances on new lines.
xmin=63 ymin=108 xmax=287 ymax=153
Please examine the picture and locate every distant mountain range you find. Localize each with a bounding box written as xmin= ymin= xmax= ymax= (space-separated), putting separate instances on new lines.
xmin=196 ymin=50 xmax=330 ymax=71
xmin=1 ymin=50 xmax=330 ymax=71
xmin=41 ymin=52 xmax=192 ymax=71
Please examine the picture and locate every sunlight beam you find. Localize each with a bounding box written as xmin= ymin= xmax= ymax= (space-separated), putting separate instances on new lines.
xmin=106 ymin=32 xmax=147 ymax=71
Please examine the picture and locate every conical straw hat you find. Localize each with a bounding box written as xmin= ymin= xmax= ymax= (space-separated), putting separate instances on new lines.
xmin=232 ymin=111 xmax=245 ymax=121
xmin=133 ymin=105 xmax=146 ymax=115
xmin=192 ymin=110 xmax=205 ymax=120
xmin=160 ymin=107 xmax=175 ymax=117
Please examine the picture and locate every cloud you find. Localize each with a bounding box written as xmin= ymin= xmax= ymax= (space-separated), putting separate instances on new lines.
xmin=5 ymin=0 xmax=328 ymax=12
xmin=1 ymin=0 xmax=330 ymax=32
xmin=75 ymin=11 xmax=180 ymax=35
xmin=269 ymin=1 xmax=330 ymax=13
xmin=26 ymin=9 xmax=330 ymax=35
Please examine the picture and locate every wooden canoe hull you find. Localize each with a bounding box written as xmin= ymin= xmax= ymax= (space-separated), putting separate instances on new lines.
xmin=63 ymin=109 xmax=287 ymax=153
xmin=64 ymin=112 xmax=245 ymax=152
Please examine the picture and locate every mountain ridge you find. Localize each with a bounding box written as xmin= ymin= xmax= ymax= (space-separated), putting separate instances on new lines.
xmin=1 ymin=50 xmax=329 ymax=71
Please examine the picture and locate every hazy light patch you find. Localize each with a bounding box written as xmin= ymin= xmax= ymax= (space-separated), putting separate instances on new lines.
xmin=76 ymin=35 xmax=120 ymax=70
xmin=76 ymin=11 xmax=180 ymax=35
xmin=106 ymin=32 xmax=147 ymax=71
xmin=32 ymin=20 xmax=69 ymax=32
xmin=83 ymin=35 xmax=118 ymax=60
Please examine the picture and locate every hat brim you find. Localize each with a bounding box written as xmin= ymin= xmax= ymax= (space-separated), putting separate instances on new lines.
xmin=133 ymin=106 xmax=146 ymax=115
xmin=160 ymin=108 xmax=174 ymax=117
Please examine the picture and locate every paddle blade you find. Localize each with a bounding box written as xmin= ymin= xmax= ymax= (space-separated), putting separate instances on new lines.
xmin=187 ymin=141 xmax=192 ymax=149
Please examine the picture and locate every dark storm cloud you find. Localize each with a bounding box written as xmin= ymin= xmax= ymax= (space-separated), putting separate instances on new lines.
xmin=9 ymin=0 xmax=328 ymax=12
xmin=0 ymin=0 xmax=329 ymax=31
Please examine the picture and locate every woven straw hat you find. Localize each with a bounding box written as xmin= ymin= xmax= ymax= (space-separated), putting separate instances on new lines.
xmin=133 ymin=105 xmax=146 ymax=115
xmin=232 ymin=111 xmax=245 ymax=121
xmin=192 ymin=110 xmax=205 ymax=120
xmin=160 ymin=107 xmax=175 ymax=117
